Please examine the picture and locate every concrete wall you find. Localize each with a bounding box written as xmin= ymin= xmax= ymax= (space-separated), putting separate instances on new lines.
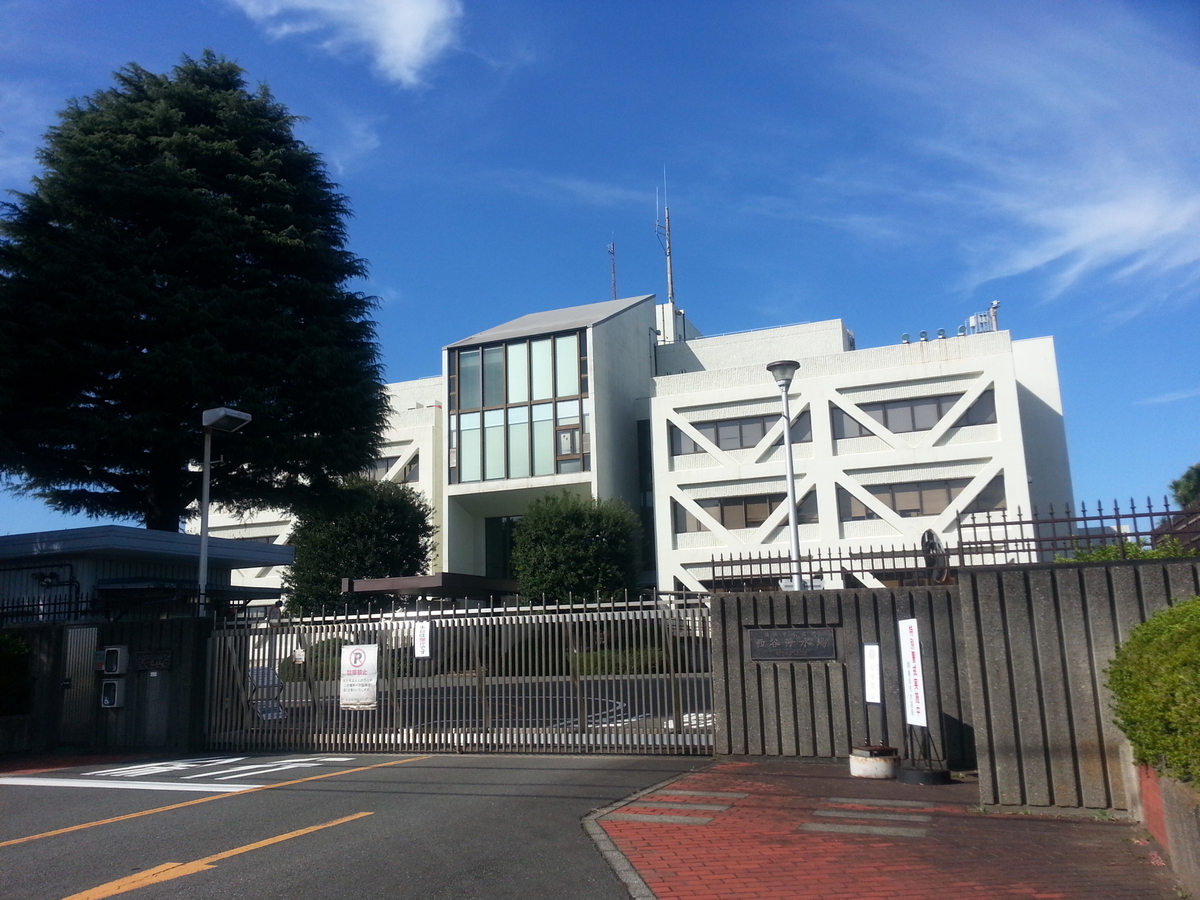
xmin=1011 ymin=337 xmax=1073 ymax=512
xmin=710 ymin=588 xmax=976 ymax=769
xmin=710 ymin=559 xmax=1200 ymax=811
xmin=960 ymin=560 xmax=1200 ymax=808
xmin=0 ymin=617 xmax=212 ymax=754
xmin=590 ymin=295 xmax=656 ymax=509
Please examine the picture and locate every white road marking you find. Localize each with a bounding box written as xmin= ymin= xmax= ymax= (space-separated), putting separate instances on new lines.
xmin=88 ymin=757 xmax=248 ymax=778
xmin=181 ymin=757 xmax=357 ymax=780
xmin=0 ymin=777 xmax=264 ymax=793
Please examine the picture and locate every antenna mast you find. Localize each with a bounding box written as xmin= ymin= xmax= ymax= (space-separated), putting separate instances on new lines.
xmin=663 ymin=207 xmax=675 ymax=305
xmin=608 ymin=241 xmax=617 ymax=302
xmin=655 ymin=182 xmax=676 ymax=306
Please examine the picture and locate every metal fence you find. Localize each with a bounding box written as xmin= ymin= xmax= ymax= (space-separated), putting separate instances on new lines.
xmin=0 ymin=592 xmax=205 ymax=628
xmin=206 ymin=596 xmax=712 ymax=755
xmin=708 ymin=498 xmax=1200 ymax=591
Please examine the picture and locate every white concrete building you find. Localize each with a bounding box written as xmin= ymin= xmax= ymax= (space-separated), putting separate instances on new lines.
xmin=209 ymin=294 xmax=1072 ymax=596
xmin=651 ymin=319 xmax=1070 ymax=591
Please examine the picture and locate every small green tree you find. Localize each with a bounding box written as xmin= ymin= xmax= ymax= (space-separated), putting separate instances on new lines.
xmin=1171 ymin=463 xmax=1200 ymax=509
xmin=1107 ymin=597 xmax=1200 ymax=781
xmin=283 ymin=478 xmax=435 ymax=614
xmin=511 ymin=492 xmax=641 ymax=601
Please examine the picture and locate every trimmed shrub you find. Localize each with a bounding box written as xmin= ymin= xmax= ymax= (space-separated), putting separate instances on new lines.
xmin=277 ymin=637 xmax=413 ymax=682
xmin=1056 ymin=537 xmax=1196 ymax=562
xmin=1107 ymin=597 xmax=1200 ymax=781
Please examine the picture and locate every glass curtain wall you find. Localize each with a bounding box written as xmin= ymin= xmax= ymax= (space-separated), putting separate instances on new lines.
xmin=448 ymin=330 xmax=590 ymax=483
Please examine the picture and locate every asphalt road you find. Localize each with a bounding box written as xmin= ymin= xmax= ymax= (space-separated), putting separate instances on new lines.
xmin=1 ymin=752 xmax=704 ymax=900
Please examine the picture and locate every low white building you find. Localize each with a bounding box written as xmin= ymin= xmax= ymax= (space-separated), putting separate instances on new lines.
xmin=208 ymin=295 xmax=1072 ymax=596
xmin=651 ymin=319 xmax=1070 ymax=591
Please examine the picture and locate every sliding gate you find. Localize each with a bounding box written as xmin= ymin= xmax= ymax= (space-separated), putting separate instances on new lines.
xmin=206 ymin=599 xmax=712 ymax=755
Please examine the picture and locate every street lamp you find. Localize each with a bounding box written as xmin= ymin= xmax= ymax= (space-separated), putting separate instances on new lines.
xmin=766 ymin=360 xmax=802 ymax=591
xmin=198 ymin=406 xmax=252 ymax=614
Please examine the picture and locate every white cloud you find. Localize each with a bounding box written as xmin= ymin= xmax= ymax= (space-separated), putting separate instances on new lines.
xmin=1139 ymin=386 xmax=1200 ymax=406
xmin=803 ymin=1 xmax=1200 ymax=310
xmin=229 ymin=0 xmax=463 ymax=86
xmin=489 ymin=171 xmax=650 ymax=209
xmin=308 ymin=111 xmax=383 ymax=175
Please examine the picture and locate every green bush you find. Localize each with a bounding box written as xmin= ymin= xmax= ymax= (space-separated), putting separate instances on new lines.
xmin=1107 ymin=596 xmax=1200 ymax=781
xmin=278 ymin=637 xmax=346 ymax=682
xmin=1056 ymin=537 xmax=1196 ymax=562
xmin=277 ymin=637 xmax=413 ymax=682
xmin=576 ymin=647 xmax=666 ymax=675
xmin=511 ymin=492 xmax=641 ymax=601
xmin=0 ymin=633 xmax=32 ymax=716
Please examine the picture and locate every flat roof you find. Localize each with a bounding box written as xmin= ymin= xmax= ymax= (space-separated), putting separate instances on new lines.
xmin=0 ymin=525 xmax=294 ymax=569
xmin=446 ymin=294 xmax=654 ymax=348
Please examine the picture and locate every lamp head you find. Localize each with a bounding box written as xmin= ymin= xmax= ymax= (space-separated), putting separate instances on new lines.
xmin=202 ymin=406 xmax=252 ymax=433
xmin=765 ymin=359 xmax=801 ymax=390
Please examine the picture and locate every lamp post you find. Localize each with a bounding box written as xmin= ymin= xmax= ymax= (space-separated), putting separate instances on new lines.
xmin=198 ymin=406 xmax=252 ymax=614
xmin=766 ymin=360 xmax=802 ymax=591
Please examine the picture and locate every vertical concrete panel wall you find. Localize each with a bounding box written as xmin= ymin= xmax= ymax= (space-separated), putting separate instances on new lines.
xmin=711 ymin=588 xmax=975 ymax=769
xmin=1 ymin=618 xmax=212 ymax=754
xmin=0 ymin=625 xmax=64 ymax=753
xmin=960 ymin=561 xmax=1200 ymax=808
xmin=95 ymin=618 xmax=212 ymax=752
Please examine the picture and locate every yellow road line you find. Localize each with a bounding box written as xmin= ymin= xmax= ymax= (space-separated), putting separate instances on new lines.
xmin=1 ymin=755 xmax=429 ymax=848
xmin=60 ymin=812 xmax=372 ymax=900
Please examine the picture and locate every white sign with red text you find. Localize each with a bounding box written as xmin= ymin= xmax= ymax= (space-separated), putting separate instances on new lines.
xmin=339 ymin=644 xmax=378 ymax=710
xmin=897 ymin=618 xmax=927 ymax=727
xmin=414 ymin=621 xmax=431 ymax=659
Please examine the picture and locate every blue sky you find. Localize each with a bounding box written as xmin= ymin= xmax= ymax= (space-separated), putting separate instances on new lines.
xmin=2 ymin=0 xmax=1198 ymax=533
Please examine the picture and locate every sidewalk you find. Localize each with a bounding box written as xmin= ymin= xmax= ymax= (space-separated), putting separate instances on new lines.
xmin=588 ymin=758 xmax=1179 ymax=900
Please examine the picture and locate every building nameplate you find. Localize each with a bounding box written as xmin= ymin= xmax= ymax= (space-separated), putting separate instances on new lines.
xmin=748 ymin=627 xmax=836 ymax=661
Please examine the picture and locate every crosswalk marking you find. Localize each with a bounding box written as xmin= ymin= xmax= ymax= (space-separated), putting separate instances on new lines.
xmin=0 ymin=777 xmax=263 ymax=793
xmin=801 ymin=822 xmax=928 ymax=838
xmin=814 ymin=809 xmax=932 ymax=822
xmin=629 ymin=800 xmax=729 ymax=812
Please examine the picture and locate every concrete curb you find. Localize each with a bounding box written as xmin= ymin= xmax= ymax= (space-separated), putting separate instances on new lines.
xmin=583 ymin=770 xmax=697 ymax=900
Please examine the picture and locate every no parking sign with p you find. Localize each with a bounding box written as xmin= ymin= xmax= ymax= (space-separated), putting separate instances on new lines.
xmin=339 ymin=644 xmax=378 ymax=710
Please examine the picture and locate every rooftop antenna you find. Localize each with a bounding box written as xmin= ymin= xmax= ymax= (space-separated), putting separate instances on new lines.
xmin=608 ymin=240 xmax=617 ymax=302
xmin=655 ymin=174 xmax=676 ymax=305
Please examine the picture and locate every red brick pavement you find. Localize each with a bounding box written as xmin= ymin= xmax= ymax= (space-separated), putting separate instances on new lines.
xmin=597 ymin=759 xmax=1179 ymax=900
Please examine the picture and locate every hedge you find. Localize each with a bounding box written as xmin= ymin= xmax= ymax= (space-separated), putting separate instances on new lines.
xmin=1107 ymin=596 xmax=1200 ymax=782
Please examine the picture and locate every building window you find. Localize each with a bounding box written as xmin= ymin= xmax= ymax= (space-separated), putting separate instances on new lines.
xmin=954 ymin=390 xmax=997 ymax=427
xmin=367 ymin=453 xmax=420 ymax=483
xmin=671 ymin=411 xmax=812 ymax=455
xmin=834 ymin=393 xmax=969 ymax=438
xmin=402 ymin=454 xmax=419 ymax=483
xmin=965 ymin=475 xmax=1006 ymax=513
xmin=832 ymin=407 xmax=875 ymax=440
xmin=365 ymin=456 xmax=400 ymax=481
xmin=448 ymin=330 xmax=589 ymax=482
xmin=838 ymin=475 xmax=1006 ymax=520
xmin=673 ymin=494 xmax=788 ymax=532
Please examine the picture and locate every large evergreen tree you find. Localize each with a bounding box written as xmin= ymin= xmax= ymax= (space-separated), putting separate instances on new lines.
xmin=0 ymin=52 xmax=388 ymax=530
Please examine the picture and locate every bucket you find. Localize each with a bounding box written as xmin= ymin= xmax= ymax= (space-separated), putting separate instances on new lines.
xmin=849 ymin=745 xmax=898 ymax=779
